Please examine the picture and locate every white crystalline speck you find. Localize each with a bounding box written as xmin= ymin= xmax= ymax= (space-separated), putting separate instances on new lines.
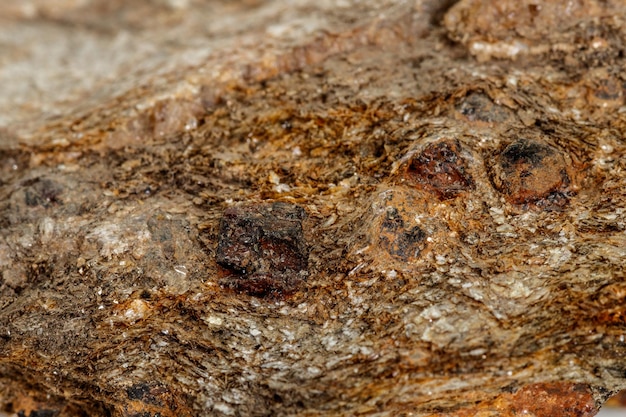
xmin=87 ymin=223 xmax=129 ymax=257
xmin=184 ymin=118 xmax=197 ymax=130
xmin=174 ymin=265 xmax=188 ymax=276
xmin=206 ymin=316 xmax=223 ymax=326
xmin=600 ymin=143 xmax=614 ymax=153
xmin=38 ymin=217 xmax=55 ymax=243
xmin=213 ymin=403 xmax=235 ymax=416
xmin=275 ymin=183 xmax=291 ymax=193
xmin=321 ymin=335 xmax=338 ymax=350
xmin=307 ymin=366 xmax=322 ymax=376
xmin=123 ymin=299 xmax=149 ymax=322
xmin=420 ymin=305 xmax=443 ymax=321
xmin=268 ymin=171 xmax=280 ymax=185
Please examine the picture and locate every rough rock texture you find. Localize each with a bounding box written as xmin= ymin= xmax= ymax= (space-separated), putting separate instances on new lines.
xmin=1 ymin=0 xmax=626 ymax=416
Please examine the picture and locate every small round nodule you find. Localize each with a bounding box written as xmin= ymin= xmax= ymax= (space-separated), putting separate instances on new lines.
xmin=378 ymin=207 xmax=427 ymax=262
xmin=405 ymin=140 xmax=474 ymax=200
xmin=491 ymin=139 xmax=570 ymax=206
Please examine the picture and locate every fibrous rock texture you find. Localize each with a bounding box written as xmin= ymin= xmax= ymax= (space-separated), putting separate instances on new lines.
xmin=1 ymin=0 xmax=626 ymax=416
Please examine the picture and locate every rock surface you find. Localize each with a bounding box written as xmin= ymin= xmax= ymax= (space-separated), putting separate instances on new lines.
xmin=1 ymin=0 xmax=626 ymax=416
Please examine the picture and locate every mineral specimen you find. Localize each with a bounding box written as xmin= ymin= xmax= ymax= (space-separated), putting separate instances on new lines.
xmin=1 ymin=0 xmax=625 ymax=416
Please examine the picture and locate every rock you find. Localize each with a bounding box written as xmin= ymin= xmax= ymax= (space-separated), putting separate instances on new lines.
xmin=490 ymin=138 xmax=573 ymax=209
xmin=405 ymin=140 xmax=474 ymax=200
xmin=1 ymin=0 xmax=625 ymax=416
xmin=216 ymin=203 xmax=308 ymax=298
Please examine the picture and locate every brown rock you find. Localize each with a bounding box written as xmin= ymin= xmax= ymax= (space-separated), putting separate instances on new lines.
xmin=405 ymin=140 xmax=474 ymax=200
xmin=490 ymin=138 xmax=574 ymax=209
xmin=1 ymin=0 xmax=625 ymax=416
xmin=216 ymin=203 xmax=308 ymax=298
